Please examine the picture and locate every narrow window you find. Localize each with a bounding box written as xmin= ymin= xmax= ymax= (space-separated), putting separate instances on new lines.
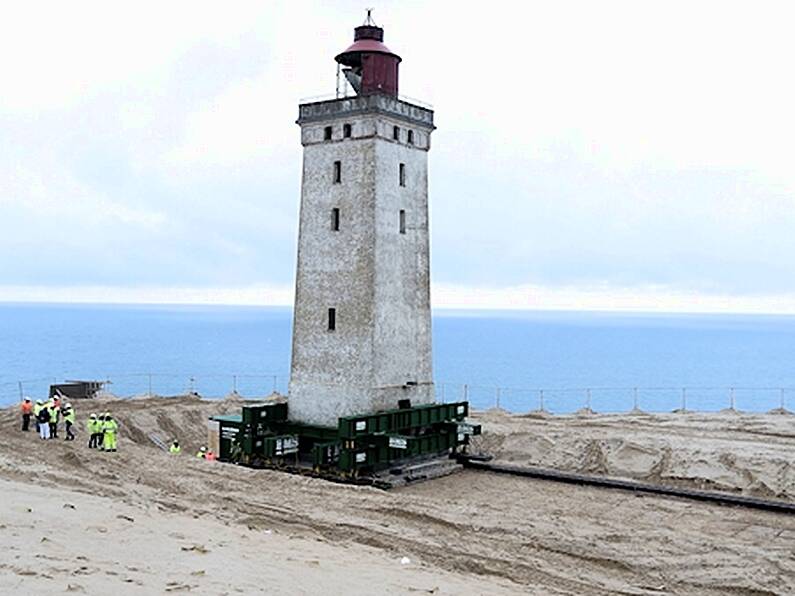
xmin=343 ymin=123 xmax=352 ymax=138
xmin=333 ymin=160 xmax=341 ymax=183
xmin=328 ymin=308 xmax=336 ymax=331
xmin=324 ymin=126 xmax=332 ymax=141
xmin=399 ymin=209 xmax=406 ymax=234
xmin=399 ymin=163 xmax=406 ymax=187
xmin=331 ymin=207 xmax=340 ymax=231
xmin=393 ymin=125 xmax=400 ymax=140
xmin=407 ymin=130 xmax=414 ymax=145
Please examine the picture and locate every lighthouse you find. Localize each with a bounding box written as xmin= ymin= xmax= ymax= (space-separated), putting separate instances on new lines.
xmin=208 ymin=16 xmax=478 ymax=479
xmin=288 ymin=16 xmax=436 ymax=427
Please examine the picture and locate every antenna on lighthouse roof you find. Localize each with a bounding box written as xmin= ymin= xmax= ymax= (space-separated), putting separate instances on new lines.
xmin=363 ymin=8 xmax=377 ymax=26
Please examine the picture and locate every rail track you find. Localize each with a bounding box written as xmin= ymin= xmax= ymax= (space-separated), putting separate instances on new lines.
xmin=456 ymin=455 xmax=795 ymax=514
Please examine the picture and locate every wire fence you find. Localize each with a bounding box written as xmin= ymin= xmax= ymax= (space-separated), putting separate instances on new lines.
xmin=1 ymin=375 xmax=793 ymax=414
xmin=0 ymin=373 xmax=288 ymax=406
xmin=434 ymin=383 xmax=794 ymax=414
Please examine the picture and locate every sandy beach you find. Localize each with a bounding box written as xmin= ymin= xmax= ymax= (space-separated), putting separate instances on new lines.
xmin=1 ymin=396 xmax=793 ymax=595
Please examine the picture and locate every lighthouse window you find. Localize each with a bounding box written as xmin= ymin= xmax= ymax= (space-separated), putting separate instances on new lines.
xmin=343 ymin=123 xmax=352 ymax=138
xmin=393 ymin=125 xmax=400 ymax=140
xmin=399 ymin=210 xmax=406 ymax=234
xmin=399 ymin=163 xmax=406 ymax=187
xmin=324 ymin=126 xmax=332 ymax=141
xmin=333 ymin=161 xmax=341 ymax=183
xmin=328 ymin=308 xmax=336 ymax=331
xmin=331 ymin=207 xmax=340 ymax=231
xmin=407 ymin=130 xmax=414 ymax=145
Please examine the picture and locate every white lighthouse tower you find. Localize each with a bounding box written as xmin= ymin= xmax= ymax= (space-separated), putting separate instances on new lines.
xmin=288 ymin=17 xmax=436 ymax=427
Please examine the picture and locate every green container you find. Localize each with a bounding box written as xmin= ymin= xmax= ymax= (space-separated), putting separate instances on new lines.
xmin=337 ymin=402 xmax=469 ymax=439
xmin=339 ymin=447 xmax=371 ymax=472
xmin=312 ymin=441 xmax=342 ymax=468
xmin=242 ymin=402 xmax=288 ymax=426
xmin=335 ymin=425 xmax=463 ymax=473
xmin=262 ymin=434 xmax=300 ymax=459
xmin=239 ymin=429 xmax=258 ymax=455
xmin=213 ymin=416 xmax=245 ymax=461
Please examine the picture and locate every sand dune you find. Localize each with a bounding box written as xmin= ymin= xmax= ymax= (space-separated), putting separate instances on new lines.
xmin=475 ymin=409 xmax=795 ymax=501
xmin=1 ymin=396 xmax=793 ymax=594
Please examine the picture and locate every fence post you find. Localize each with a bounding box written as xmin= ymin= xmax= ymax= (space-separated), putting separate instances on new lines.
xmin=232 ymin=375 xmax=238 ymax=394
xmin=148 ymin=373 xmax=153 ymax=397
xmin=189 ymin=376 xmax=195 ymax=395
xmin=462 ymin=384 xmax=468 ymax=401
xmin=539 ymin=389 xmax=545 ymax=412
xmin=681 ymin=388 xmax=687 ymax=411
xmin=730 ymin=387 xmax=735 ymax=410
xmin=586 ymin=388 xmax=591 ymax=411
xmin=781 ymin=388 xmax=786 ymax=411
xmin=495 ymin=387 xmax=501 ymax=409
xmin=633 ymin=387 xmax=638 ymax=411
xmin=18 ymin=381 xmax=23 ymax=401
xmin=272 ymin=375 xmax=278 ymax=393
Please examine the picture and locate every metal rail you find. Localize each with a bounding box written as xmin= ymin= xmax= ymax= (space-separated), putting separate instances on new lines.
xmin=457 ymin=456 xmax=795 ymax=515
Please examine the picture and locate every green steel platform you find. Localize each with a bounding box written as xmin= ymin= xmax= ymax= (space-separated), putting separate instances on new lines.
xmin=208 ymin=400 xmax=480 ymax=485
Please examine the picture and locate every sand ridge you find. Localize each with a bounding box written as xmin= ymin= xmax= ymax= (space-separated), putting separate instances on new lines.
xmin=474 ymin=409 xmax=795 ymax=501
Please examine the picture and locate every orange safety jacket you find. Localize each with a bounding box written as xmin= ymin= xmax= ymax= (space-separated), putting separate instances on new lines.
xmin=21 ymin=402 xmax=32 ymax=414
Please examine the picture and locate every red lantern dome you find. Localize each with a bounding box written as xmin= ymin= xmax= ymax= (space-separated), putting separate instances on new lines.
xmin=335 ymin=22 xmax=401 ymax=97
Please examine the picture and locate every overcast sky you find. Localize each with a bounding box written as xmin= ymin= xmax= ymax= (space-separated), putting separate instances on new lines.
xmin=2 ymin=0 xmax=795 ymax=312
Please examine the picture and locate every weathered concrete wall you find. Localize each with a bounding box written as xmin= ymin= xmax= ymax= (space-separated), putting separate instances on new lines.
xmin=288 ymin=97 xmax=435 ymax=426
xmin=371 ymin=122 xmax=434 ymax=410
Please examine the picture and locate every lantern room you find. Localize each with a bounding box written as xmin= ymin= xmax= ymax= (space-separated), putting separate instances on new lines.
xmin=335 ymin=14 xmax=401 ymax=97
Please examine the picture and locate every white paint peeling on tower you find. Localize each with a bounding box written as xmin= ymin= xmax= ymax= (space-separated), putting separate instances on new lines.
xmin=288 ymin=18 xmax=436 ymax=427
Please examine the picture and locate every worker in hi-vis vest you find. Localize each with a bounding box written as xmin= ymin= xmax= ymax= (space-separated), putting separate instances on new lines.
xmin=102 ymin=413 xmax=119 ymax=452
xmin=62 ymin=403 xmax=76 ymax=441
xmin=33 ymin=399 xmax=43 ymax=433
xmin=48 ymin=401 xmax=59 ymax=439
xmin=169 ymin=440 xmax=181 ymax=454
xmin=87 ymin=414 xmax=99 ymax=448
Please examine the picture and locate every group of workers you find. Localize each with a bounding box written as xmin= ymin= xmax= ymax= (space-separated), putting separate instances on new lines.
xmin=20 ymin=397 xmax=118 ymax=451
xmin=87 ymin=413 xmax=119 ymax=451
xmin=167 ymin=440 xmax=216 ymax=460
xmin=194 ymin=445 xmax=217 ymax=460
xmin=21 ymin=398 xmax=217 ymax=459
xmin=169 ymin=441 xmax=216 ymax=460
xmin=21 ymin=396 xmax=77 ymax=441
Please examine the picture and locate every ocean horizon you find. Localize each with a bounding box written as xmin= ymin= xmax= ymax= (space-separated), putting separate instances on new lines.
xmin=3 ymin=302 xmax=795 ymax=413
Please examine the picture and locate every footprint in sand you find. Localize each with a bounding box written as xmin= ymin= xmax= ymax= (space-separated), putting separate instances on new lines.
xmin=72 ymin=565 xmax=94 ymax=576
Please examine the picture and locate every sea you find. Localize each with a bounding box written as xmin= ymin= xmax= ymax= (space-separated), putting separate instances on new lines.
xmin=2 ymin=302 xmax=795 ymax=414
